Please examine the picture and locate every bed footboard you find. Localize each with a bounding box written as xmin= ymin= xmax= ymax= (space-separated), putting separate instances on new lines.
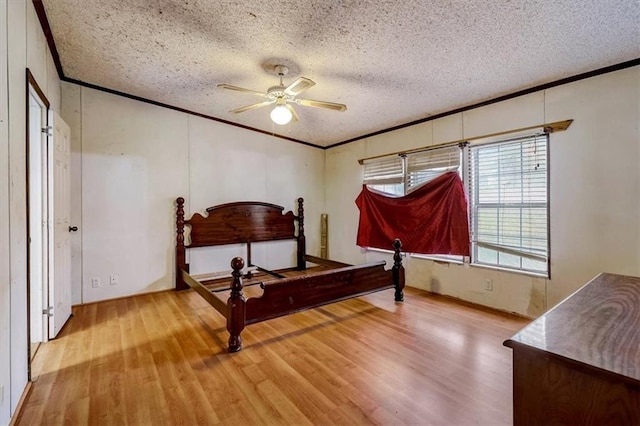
xmin=245 ymin=261 xmax=392 ymax=324
xmin=226 ymin=238 xmax=404 ymax=352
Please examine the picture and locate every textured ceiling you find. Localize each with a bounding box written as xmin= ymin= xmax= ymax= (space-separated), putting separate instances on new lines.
xmin=41 ymin=0 xmax=639 ymax=147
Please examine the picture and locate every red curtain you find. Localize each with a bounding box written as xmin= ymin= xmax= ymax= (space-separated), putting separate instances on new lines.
xmin=355 ymin=172 xmax=470 ymax=256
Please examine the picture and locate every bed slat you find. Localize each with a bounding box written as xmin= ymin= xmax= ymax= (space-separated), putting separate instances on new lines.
xmin=305 ymin=255 xmax=351 ymax=268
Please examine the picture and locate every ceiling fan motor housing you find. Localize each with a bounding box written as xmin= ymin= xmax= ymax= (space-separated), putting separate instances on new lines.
xmin=267 ymin=86 xmax=288 ymax=100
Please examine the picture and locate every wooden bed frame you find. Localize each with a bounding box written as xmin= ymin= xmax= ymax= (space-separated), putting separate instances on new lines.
xmin=176 ymin=197 xmax=405 ymax=352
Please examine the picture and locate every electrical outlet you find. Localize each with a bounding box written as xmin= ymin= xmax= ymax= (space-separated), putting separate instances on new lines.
xmin=91 ymin=277 xmax=100 ymax=288
xmin=110 ymin=274 xmax=119 ymax=286
xmin=484 ymin=279 xmax=493 ymax=291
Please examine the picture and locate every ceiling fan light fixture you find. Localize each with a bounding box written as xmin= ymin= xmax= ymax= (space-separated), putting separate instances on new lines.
xmin=270 ymin=104 xmax=293 ymax=125
xmin=220 ymin=64 xmax=347 ymax=125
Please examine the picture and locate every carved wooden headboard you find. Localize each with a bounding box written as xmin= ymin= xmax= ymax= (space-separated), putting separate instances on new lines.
xmin=175 ymin=197 xmax=305 ymax=290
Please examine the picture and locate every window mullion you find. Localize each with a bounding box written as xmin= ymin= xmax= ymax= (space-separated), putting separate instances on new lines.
xmin=497 ymin=146 xmax=502 ymax=266
xmin=401 ymin=154 xmax=408 ymax=195
xmin=520 ymin=144 xmax=524 ymax=270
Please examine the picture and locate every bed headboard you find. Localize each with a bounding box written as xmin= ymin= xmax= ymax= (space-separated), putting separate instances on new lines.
xmin=175 ymin=197 xmax=306 ymax=290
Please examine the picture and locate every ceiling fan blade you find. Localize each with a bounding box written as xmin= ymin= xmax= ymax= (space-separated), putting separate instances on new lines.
xmin=285 ymin=104 xmax=299 ymax=122
xmin=230 ymin=100 xmax=275 ymax=114
xmin=284 ymin=77 xmax=316 ymax=96
xmin=218 ymin=84 xmax=269 ymax=98
xmin=296 ymin=98 xmax=347 ymax=112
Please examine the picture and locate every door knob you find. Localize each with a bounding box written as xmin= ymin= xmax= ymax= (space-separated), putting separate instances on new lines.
xmin=69 ymin=226 xmax=78 ymax=232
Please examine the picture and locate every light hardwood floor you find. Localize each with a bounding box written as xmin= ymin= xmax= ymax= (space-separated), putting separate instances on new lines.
xmin=18 ymin=287 xmax=529 ymax=425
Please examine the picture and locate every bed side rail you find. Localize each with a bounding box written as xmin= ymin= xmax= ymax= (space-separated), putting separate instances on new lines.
xmin=181 ymin=269 xmax=227 ymax=314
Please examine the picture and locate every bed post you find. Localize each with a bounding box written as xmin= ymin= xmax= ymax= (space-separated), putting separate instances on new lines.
xmin=296 ymin=197 xmax=306 ymax=270
xmin=392 ymin=239 xmax=405 ymax=302
xmin=176 ymin=197 xmax=188 ymax=291
xmin=227 ymin=257 xmax=246 ymax=352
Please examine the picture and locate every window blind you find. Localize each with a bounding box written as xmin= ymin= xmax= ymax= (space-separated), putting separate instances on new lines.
xmin=406 ymin=145 xmax=461 ymax=193
xmin=362 ymin=155 xmax=403 ymax=186
xmin=469 ymin=134 xmax=548 ymax=274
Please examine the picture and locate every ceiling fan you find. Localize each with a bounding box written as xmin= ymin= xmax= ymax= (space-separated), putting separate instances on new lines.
xmin=218 ymin=65 xmax=347 ymax=125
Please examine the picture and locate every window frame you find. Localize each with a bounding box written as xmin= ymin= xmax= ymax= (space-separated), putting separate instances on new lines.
xmin=467 ymin=134 xmax=550 ymax=277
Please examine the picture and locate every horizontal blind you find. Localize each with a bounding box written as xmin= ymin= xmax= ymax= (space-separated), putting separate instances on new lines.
xmin=363 ymin=155 xmax=404 ymax=185
xmin=469 ymin=134 xmax=548 ymax=274
xmin=406 ymin=145 xmax=461 ymax=192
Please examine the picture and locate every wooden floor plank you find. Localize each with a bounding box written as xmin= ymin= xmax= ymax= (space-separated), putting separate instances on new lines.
xmin=19 ymin=287 xmax=529 ymax=425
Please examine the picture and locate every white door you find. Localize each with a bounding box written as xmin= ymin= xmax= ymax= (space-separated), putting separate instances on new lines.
xmin=48 ymin=110 xmax=72 ymax=339
xmin=28 ymin=89 xmax=48 ymax=350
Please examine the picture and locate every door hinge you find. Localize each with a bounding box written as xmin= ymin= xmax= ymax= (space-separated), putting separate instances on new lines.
xmin=41 ymin=126 xmax=52 ymax=136
xmin=42 ymin=306 xmax=53 ymax=317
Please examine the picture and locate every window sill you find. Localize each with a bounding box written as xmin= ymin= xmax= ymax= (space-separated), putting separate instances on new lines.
xmin=470 ymin=262 xmax=549 ymax=279
xmin=410 ymin=253 xmax=465 ymax=265
xmin=365 ymin=248 xmax=550 ymax=278
xmin=365 ymin=248 xmax=461 ymax=264
xmin=364 ymin=247 xmax=407 ymax=257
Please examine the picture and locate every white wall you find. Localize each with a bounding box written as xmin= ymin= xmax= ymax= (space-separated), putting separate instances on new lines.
xmin=61 ymin=85 xmax=326 ymax=304
xmin=1 ymin=0 xmax=61 ymax=424
xmin=7 ymin=0 xmax=29 ymax=418
xmin=0 ymin=0 xmax=10 ymax=422
xmin=326 ymin=66 xmax=640 ymax=318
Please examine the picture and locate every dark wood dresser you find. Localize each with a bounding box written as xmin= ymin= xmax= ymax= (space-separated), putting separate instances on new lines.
xmin=504 ymin=273 xmax=640 ymax=425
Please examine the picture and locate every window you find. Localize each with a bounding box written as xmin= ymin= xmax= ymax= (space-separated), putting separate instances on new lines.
xmin=468 ymin=135 xmax=548 ymax=275
xmin=362 ymin=145 xmax=465 ymax=261
xmin=363 ymin=155 xmax=404 ymax=196
xmin=361 ymin=132 xmax=550 ymax=276
xmin=406 ymin=145 xmax=461 ymax=193
xmin=363 ymin=145 xmax=462 ymax=196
